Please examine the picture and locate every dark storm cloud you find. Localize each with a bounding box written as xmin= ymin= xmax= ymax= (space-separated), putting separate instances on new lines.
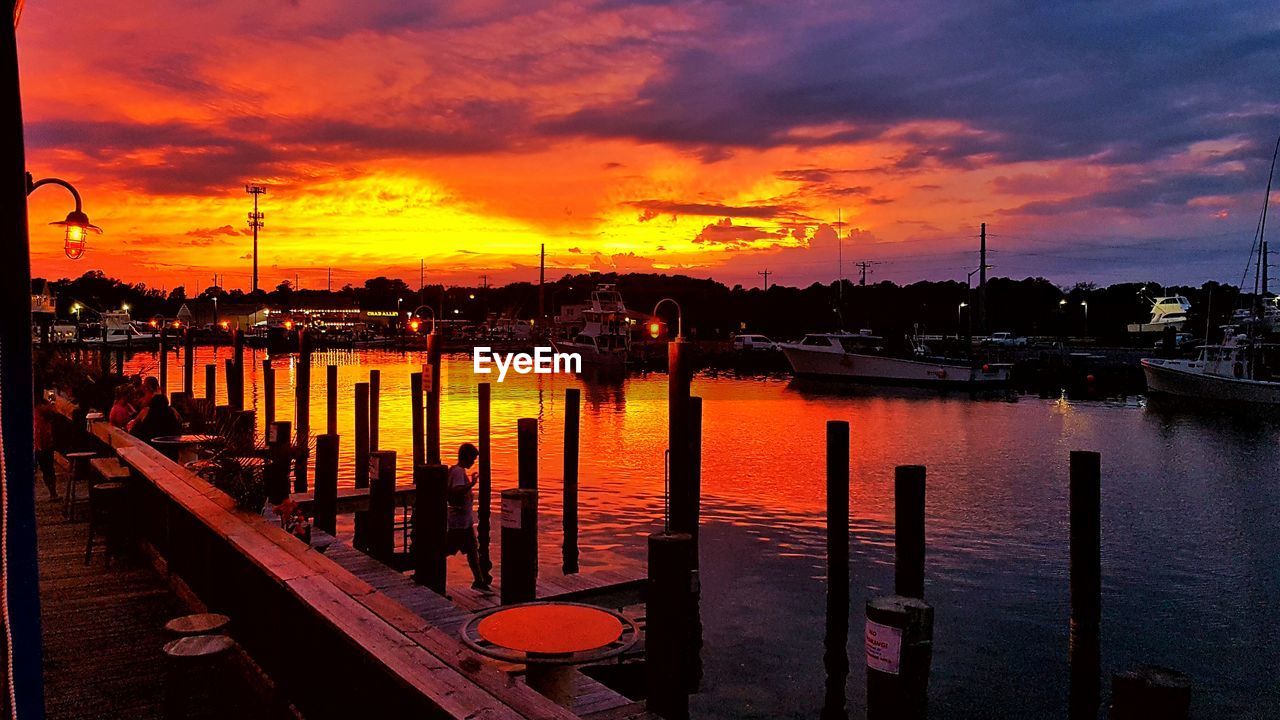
xmin=545 ymin=1 xmax=1280 ymax=174
xmin=627 ymin=199 xmax=807 ymax=221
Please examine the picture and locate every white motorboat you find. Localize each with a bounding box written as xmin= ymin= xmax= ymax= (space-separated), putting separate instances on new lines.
xmin=779 ymin=330 xmax=1010 ymax=388
xmin=1142 ymin=333 xmax=1280 ymax=405
xmin=1126 ymin=293 xmax=1191 ymax=334
xmin=82 ymin=311 xmax=160 ymax=345
xmin=551 ymin=284 xmax=631 ymax=366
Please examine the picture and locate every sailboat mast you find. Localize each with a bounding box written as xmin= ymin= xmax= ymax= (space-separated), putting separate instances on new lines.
xmin=1256 ymin=135 xmax=1279 ymax=310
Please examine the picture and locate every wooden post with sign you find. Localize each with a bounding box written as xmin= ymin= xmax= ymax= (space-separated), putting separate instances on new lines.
xmin=499 ymin=488 xmax=538 ymax=605
xmin=313 ymin=433 xmax=339 ymax=536
xmin=367 ymin=450 xmax=396 ymax=563
xmin=265 ymin=421 xmax=292 ymax=506
xmin=865 ymin=595 xmax=933 ymax=720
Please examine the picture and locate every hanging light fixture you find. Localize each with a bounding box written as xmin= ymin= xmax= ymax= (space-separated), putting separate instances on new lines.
xmin=26 ymin=174 xmax=102 ymax=259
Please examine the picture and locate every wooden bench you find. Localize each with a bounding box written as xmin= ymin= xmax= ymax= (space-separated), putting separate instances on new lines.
xmin=90 ymin=457 xmax=132 ymax=483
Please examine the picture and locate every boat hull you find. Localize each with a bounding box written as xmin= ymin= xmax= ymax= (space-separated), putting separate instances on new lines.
xmin=551 ymin=340 xmax=627 ymax=367
xmin=781 ymin=346 xmax=1009 ymax=388
xmin=1142 ymin=358 xmax=1280 ymax=405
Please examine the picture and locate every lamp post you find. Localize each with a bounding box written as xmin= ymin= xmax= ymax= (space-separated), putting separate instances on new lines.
xmin=410 ymin=305 xmax=436 ymax=334
xmin=650 ymin=297 xmax=683 ymax=340
xmin=958 ymin=301 xmax=968 ymax=336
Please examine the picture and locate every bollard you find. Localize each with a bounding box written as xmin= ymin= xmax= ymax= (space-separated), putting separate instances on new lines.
xmin=294 ymin=330 xmax=312 ymax=492
xmin=477 ymin=382 xmax=492 ymax=574
xmin=313 ymin=434 xmax=339 ymax=536
xmin=411 ymin=463 xmax=448 ymax=592
xmin=369 ymin=369 xmax=381 ymax=451
xmin=265 ymin=421 xmax=292 ymax=505
xmin=499 ymin=488 xmax=538 ymax=605
xmin=517 ymin=418 xmax=538 ymax=491
xmin=410 ymin=372 xmax=425 ymax=467
xmin=158 ymin=329 xmax=168 ymax=396
xmin=646 ymin=531 xmax=696 ymax=720
xmin=426 ymin=331 xmax=442 ymax=464
xmin=1069 ymin=450 xmax=1102 ymax=720
xmin=895 ymin=465 xmax=926 ymax=599
xmin=353 ymin=382 xmax=370 ymax=550
xmin=822 ymin=421 xmax=850 ymax=720
xmin=367 ymin=450 xmax=397 ymax=563
xmin=326 ymin=364 xmax=338 ymax=436
xmin=262 ymin=359 xmax=275 ymax=425
xmin=866 ymin=596 xmax=933 ymax=720
xmin=1109 ymin=666 xmax=1191 ymax=720
xmin=563 ymin=388 xmax=580 ymax=574
xmin=668 ymin=339 xmax=696 ymax=537
xmin=205 ymin=364 xmax=217 ymax=404
xmin=183 ymin=329 xmax=194 ymax=395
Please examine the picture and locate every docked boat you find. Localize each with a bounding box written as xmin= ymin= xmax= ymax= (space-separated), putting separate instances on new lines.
xmin=1126 ymin=293 xmax=1191 ymax=334
xmin=779 ymin=330 xmax=1010 ymax=388
xmin=551 ymin=284 xmax=631 ymax=366
xmin=1142 ymin=333 xmax=1280 ymax=405
xmin=82 ymin=311 xmax=160 ymax=345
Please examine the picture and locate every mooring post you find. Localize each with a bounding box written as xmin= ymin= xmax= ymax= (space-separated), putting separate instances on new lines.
xmin=1069 ymin=450 xmax=1102 ymax=720
xmin=646 ymin=531 xmax=696 ymax=720
xmin=563 ymin=388 xmax=581 ymax=574
xmin=411 ymin=463 xmax=448 ymax=592
xmin=294 ymin=329 xmax=312 ymax=492
xmin=262 ymin=359 xmax=275 ymax=425
xmin=313 ymin=433 xmax=339 ymax=536
xmin=499 ymin=488 xmax=538 ymax=605
xmin=158 ymin=328 xmax=168 ymax=396
xmin=204 ymin=363 xmax=216 ymax=404
xmin=689 ymin=395 xmax=703 ymax=554
xmin=1109 ymin=666 xmax=1191 ymax=720
xmin=822 ymin=420 xmax=850 ymax=720
xmin=353 ymin=382 xmax=370 ymax=550
xmin=326 ymin=364 xmax=338 ymax=436
xmin=265 ymin=420 xmax=292 ymax=506
xmin=865 ymin=595 xmax=934 ymax=720
xmin=668 ymin=338 xmax=696 ymax=538
xmin=410 ymin=371 xmax=425 ymax=467
xmin=223 ymin=359 xmax=235 ymax=412
xmin=232 ymin=329 xmax=245 ymax=410
xmin=183 ymin=328 xmax=194 ymax=395
xmin=369 ymin=369 xmax=381 ymax=451
xmin=478 ymin=382 xmax=493 ymax=574
xmin=368 ymin=450 xmax=397 ymax=563
xmin=426 ymin=330 xmax=442 ymax=464
xmin=517 ymin=417 xmax=538 ymax=491
xmin=895 ymin=465 xmax=926 ymax=599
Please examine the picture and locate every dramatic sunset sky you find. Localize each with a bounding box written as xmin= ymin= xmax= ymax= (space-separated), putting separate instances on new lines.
xmin=17 ymin=1 xmax=1280 ymax=292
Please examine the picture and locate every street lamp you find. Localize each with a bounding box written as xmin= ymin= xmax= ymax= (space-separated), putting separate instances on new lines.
xmin=650 ymin=298 xmax=683 ymax=339
xmin=958 ymin=301 xmax=968 ymax=333
xmin=410 ymin=305 xmax=436 ymax=334
xmin=26 ymin=173 xmax=101 ymax=259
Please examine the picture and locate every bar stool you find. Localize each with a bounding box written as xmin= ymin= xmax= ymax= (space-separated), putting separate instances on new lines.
xmin=63 ymin=451 xmax=97 ymax=520
xmin=84 ymin=481 xmax=127 ymax=565
xmin=163 ymin=634 xmax=236 ymax=719
xmin=164 ymin=613 xmax=231 ymax=637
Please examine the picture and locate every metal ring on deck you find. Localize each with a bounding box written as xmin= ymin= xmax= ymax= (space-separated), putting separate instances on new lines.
xmin=459 ymin=601 xmax=640 ymax=666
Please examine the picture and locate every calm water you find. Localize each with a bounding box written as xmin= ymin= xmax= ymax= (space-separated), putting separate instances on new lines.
xmin=125 ymin=347 xmax=1280 ymax=719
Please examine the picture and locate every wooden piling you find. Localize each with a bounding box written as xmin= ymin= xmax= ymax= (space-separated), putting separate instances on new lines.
xmin=183 ymin=329 xmax=194 ymax=395
xmin=895 ymin=465 xmax=926 ymax=599
xmin=369 ymin=369 xmax=381 ymax=451
xmin=410 ymin=372 xmax=425 ymax=468
xmin=865 ymin=595 xmax=933 ymax=720
xmin=294 ymin=330 xmax=312 ymax=492
xmin=689 ymin=395 xmax=703 ymax=552
xmin=646 ymin=531 xmax=696 ymax=720
xmin=353 ymin=382 xmax=370 ymax=550
xmin=1069 ymin=450 xmax=1102 ymax=720
xmin=1109 ymin=666 xmax=1191 ymax=720
xmin=262 ymin=359 xmax=275 ymax=425
xmin=822 ymin=421 xmax=850 ymax=720
xmin=223 ymin=359 xmax=236 ymax=411
xmin=478 ymin=382 xmax=492 ymax=574
xmin=517 ymin=418 xmax=538 ymax=491
xmin=426 ymin=331 xmax=442 ymax=464
xmin=326 ymin=364 xmax=338 ymax=435
xmin=411 ymin=463 xmax=448 ymax=593
xmin=563 ymin=388 xmax=580 ymax=574
xmin=158 ymin=328 xmax=168 ymax=396
xmin=265 ymin=421 xmax=292 ymax=505
xmin=231 ymin=330 xmax=245 ymax=410
xmin=204 ymin=363 xmax=217 ymax=404
xmin=668 ymin=339 xmax=696 ymax=537
xmin=367 ymin=450 xmax=397 ymax=563
xmin=313 ymin=433 xmax=339 ymax=536
xmin=499 ymin=488 xmax=538 ymax=605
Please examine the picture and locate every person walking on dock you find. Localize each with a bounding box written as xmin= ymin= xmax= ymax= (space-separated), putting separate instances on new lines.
xmin=448 ymin=443 xmax=492 ymax=590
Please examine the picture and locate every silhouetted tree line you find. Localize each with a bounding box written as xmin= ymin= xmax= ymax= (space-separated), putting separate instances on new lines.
xmin=37 ymin=270 xmax=1253 ymax=343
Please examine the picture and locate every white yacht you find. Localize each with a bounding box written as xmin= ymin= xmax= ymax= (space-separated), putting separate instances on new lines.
xmin=1142 ymin=332 xmax=1280 ymax=405
xmin=551 ymin=284 xmax=631 ymax=366
xmin=82 ymin=311 xmax=160 ymax=345
xmin=779 ymin=330 xmax=1010 ymax=388
xmin=1126 ymin=294 xmax=1192 ymax=334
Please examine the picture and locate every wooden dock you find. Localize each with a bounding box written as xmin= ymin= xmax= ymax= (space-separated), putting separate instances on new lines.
xmin=36 ymin=472 xmax=286 ymax=719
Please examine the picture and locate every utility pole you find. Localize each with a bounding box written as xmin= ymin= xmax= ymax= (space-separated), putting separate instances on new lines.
xmin=758 ymin=269 xmax=773 ymax=290
xmin=978 ymin=222 xmax=988 ymax=335
xmin=327 ymin=267 xmax=332 ymax=292
xmin=479 ymin=274 xmax=489 ymax=290
xmin=835 ymin=210 xmax=844 ymax=302
xmin=538 ymin=244 xmax=545 ymax=328
xmin=246 ymin=184 xmax=266 ymax=292
xmin=854 ymin=261 xmax=880 ymax=286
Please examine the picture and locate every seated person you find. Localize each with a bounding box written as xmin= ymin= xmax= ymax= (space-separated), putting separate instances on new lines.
xmin=130 ymin=394 xmax=182 ymax=443
xmin=108 ymin=385 xmax=136 ymax=428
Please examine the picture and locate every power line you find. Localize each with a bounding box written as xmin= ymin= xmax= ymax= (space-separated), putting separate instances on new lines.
xmin=757 ymin=268 xmax=773 ymax=290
